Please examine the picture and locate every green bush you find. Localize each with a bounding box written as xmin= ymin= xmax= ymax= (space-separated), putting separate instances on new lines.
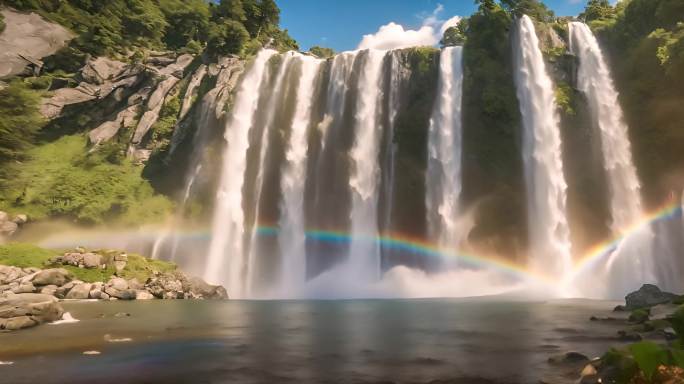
xmin=309 ymin=46 xmax=334 ymax=58
xmin=0 ymin=135 xmax=173 ymax=225
xmin=207 ymin=20 xmax=250 ymax=56
xmin=0 ymin=80 xmax=45 ymax=165
xmin=629 ymin=342 xmax=670 ymax=380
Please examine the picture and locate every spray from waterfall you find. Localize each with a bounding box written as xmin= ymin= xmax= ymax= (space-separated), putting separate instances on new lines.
xmin=513 ymin=16 xmax=573 ymax=279
xmin=347 ymin=49 xmax=387 ymax=282
xmin=278 ymin=55 xmax=323 ymax=293
xmin=205 ymin=49 xmax=278 ymax=297
xmin=426 ymin=46 xmax=465 ymax=260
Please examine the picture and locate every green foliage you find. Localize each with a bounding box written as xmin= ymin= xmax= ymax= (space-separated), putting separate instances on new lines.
xmin=5 ymin=0 xmax=296 ymax=65
xmin=309 ymin=46 xmax=334 ymax=58
xmin=149 ymin=94 xmax=180 ymax=152
xmin=580 ymin=0 xmax=616 ymax=22
xmin=0 ymin=135 xmax=173 ymax=225
xmin=670 ymin=306 xmax=684 ymax=345
xmin=207 ymin=19 xmax=250 ymax=56
xmin=159 ymin=0 xmax=210 ymax=50
xmin=0 ymin=80 xmax=45 ymax=165
xmin=602 ymin=348 xmax=640 ymax=384
xmin=441 ymin=24 xmax=467 ymax=47
xmin=629 ymin=342 xmax=669 ymax=380
xmin=500 ymin=0 xmax=554 ymax=22
xmin=629 ymin=308 xmax=651 ymax=323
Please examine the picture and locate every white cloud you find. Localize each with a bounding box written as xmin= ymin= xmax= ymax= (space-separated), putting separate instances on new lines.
xmin=356 ymin=4 xmax=461 ymax=50
xmin=357 ymin=22 xmax=438 ymax=50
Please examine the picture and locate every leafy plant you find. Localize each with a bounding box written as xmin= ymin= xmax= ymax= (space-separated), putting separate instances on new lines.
xmin=629 ymin=342 xmax=669 ymax=380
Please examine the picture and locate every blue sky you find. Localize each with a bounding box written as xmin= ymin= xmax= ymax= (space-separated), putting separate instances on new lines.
xmin=279 ymin=0 xmax=589 ymax=52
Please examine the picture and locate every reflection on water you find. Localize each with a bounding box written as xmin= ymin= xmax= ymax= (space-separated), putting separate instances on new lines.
xmin=0 ymin=299 xmax=627 ymax=384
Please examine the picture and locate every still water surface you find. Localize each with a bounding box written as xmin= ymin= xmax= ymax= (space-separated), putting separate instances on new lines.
xmin=0 ymin=298 xmax=627 ymax=384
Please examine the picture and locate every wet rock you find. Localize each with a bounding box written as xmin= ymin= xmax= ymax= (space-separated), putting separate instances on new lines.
xmin=104 ymin=287 xmax=136 ymax=300
xmin=109 ymin=277 xmax=128 ymax=291
xmin=617 ymin=330 xmax=642 ymax=342
xmin=187 ymin=276 xmax=228 ymax=299
xmin=625 ymin=284 xmax=677 ymax=310
xmin=548 ymin=351 xmax=589 ymax=364
xmin=32 ymin=268 xmax=72 ymax=286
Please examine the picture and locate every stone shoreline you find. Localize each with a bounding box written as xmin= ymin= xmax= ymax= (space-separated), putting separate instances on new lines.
xmin=1 ymin=258 xmax=227 ymax=331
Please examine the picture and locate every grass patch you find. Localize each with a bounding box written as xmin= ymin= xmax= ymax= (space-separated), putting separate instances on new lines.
xmin=0 ymin=242 xmax=176 ymax=283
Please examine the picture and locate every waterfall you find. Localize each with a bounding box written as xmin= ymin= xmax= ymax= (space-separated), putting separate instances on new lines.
xmin=205 ymin=49 xmax=277 ymax=297
xmin=245 ymin=53 xmax=297 ymax=296
xmin=568 ymin=22 xmax=643 ymax=231
xmin=513 ymin=16 xmax=572 ymax=278
xmin=347 ymin=49 xmax=387 ymax=281
xmin=278 ymin=55 xmax=322 ymax=293
xmin=567 ymin=22 xmax=655 ymax=297
xmin=426 ymin=46 xmax=465 ymax=258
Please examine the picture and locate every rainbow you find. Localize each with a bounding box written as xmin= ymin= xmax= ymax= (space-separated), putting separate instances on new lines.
xmin=140 ymin=199 xmax=682 ymax=285
xmin=570 ymin=200 xmax=682 ymax=277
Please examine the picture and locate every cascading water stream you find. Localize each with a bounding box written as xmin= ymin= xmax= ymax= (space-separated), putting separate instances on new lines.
xmin=569 ymin=22 xmax=643 ymax=232
xmin=277 ymin=55 xmax=322 ymax=294
xmin=513 ymin=16 xmax=572 ymax=279
xmin=426 ymin=46 xmax=465 ymax=259
xmin=205 ymin=49 xmax=277 ymax=297
xmin=347 ymin=49 xmax=387 ymax=282
xmin=380 ymin=51 xmax=402 ymax=241
xmin=244 ymin=53 xmax=297 ymax=296
xmin=567 ymin=22 xmax=655 ymax=296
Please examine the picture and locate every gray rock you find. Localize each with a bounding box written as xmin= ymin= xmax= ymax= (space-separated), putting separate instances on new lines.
xmin=135 ymin=290 xmax=154 ymax=300
xmin=128 ymin=278 xmax=144 ymax=290
xmin=89 ymin=290 xmax=109 ymax=300
xmin=0 ymin=9 xmax=73 ymax=79
xmin=65 ymin=283 xmax=92 ymax=299
xmin=0 ymin=265 xmax=25 ymax=284
xmin=88 ymin=104 xmax=139 ymax=144
xmin=81 ymin=57 xmax=128 ymax=85
xmin=188 ymin=276 xmax=228 ymax=299
xmin=178 ymin=64 xmax=207 ymax=120
xmin=129 ymin=76 xmax=180 ymax=146
xmin=0 ymin=220 xmax=18 ymax=236
xmin=12 ymin=282 xmax=35 ymax=294
xmin=82 ymin=253 xmax=102 ymax=269
xmin=40 ymin=285 xmax=58 ymax=296
xmin=0 ymin=293 xmax=64 ymax=331
xmin=104 ymin=287 xmax=136 ymax=300
xmin=109 ymin=277 xmax=128 ymax=291
xmin=12 ymin=214 xmax=28 ymax=225
xmin=625 ymin=284 xmax=677 ymax=309
xmin=649 ymin=303 xmax=679 ymax=320
xmin=32 ymin=268 xmax=71 ymax=286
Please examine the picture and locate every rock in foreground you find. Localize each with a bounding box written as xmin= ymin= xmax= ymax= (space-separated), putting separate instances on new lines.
xmin=0 ymin=293 xmax=64 ymax=331
xmin=625 ymin=284 xmax=678 ymax=310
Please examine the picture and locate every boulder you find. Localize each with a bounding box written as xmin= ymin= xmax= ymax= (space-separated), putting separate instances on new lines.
xmin=32 ymin=268 xmax=71 ymax=286
xmin=11 ymin=214 xmax=28 ymax=225
xmin=82 ymin=253 xmax=102 ymax=269
xmin=0 ymin=9 xmax=73 ymax=79
xmin=109 ymin=277 xmax=128 ymax=291
xmin=12 ymin=282 xmax=35 ymax=294
xmin=65 ymin=283 xmax=92 ymax=299
xmin=135 ymin=290 xmax=154 ymax=300
xmin=40 ymin=285 xmax=58 ymax=296
xmin=89 ymin=290 xmax=109 ymax=300
xmin=104 ymin=287 xmax=136 ymax=300
xmin=188 ymin=276 xmax=228 ymax=299
xmin=625 ymin=284 xmax=677 ymax=309
xmin=0 ymin=265 xmax=25 ymax=284
xmin=81 ymin=57 xmax=128 ymax=85
xmin=0 ymin=220 xmax=18 ymax=237
xmin=0 ymin=293 xmax=64 ymax=331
